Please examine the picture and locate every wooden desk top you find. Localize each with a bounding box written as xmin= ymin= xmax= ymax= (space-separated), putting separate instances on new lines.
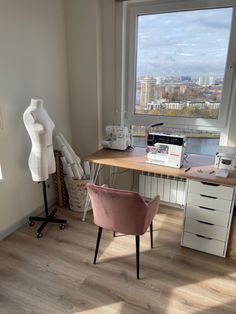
xmin=86 ymin=147 xmax=236 ymax=186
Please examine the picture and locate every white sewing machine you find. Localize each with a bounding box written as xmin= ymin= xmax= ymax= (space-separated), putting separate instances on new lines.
xmin=214 ymin=146 xmax=236 ymax=171
xmin=146 ymin=133 xmax=185 ymax=168
xmin=102 ymin=125 xmax=131 ymax=151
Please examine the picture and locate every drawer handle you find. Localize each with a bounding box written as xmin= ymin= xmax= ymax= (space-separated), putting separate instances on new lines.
xmin=196 ymin=234 xmax=213 ymax=240
xmin=197 ymin=220 xmax=214 ymax=226
xmin=200 ymin=194 xmax=217 ymax=199
xmin=200 ymin=181 xmax=219 ymax=187
xmin=199 ymin=206 xmax=215 ymax=211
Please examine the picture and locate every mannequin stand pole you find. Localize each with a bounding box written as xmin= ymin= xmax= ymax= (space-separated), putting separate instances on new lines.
xmin=29 ymin=181 xmax=67 ymax=238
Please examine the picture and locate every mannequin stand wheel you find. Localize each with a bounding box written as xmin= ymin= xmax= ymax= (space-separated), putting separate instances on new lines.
xmin=28 ymin=181 xmax=67 ymax=238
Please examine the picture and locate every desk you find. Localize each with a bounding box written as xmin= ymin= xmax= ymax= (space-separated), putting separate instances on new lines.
xmin=86 ymin=147 xmax=236 ymax=186
xmin=85 ymin=147 xmax=236 ymax=257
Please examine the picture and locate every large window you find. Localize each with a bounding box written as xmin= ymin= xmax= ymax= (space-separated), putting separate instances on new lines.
xmin=125 ymin=1 xmax=236 ymax=128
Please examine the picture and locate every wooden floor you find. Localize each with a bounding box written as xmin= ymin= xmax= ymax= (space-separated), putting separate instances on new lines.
xmin=1 ymin=205 xmax=236 ymax=314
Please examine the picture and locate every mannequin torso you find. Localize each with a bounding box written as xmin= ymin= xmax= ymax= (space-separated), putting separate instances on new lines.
xmin=23 ymin=98 xmax=56 ymax=182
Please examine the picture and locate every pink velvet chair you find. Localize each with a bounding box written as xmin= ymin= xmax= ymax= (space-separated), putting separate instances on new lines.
xmin=86 ymin=183 xmax=160 ymax=279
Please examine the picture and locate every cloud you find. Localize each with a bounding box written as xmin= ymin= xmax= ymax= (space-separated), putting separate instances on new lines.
xmin=178 ymin=53 xmax=194 ymax=57
xmin=136 ymin=7 xmax=233 ymax=77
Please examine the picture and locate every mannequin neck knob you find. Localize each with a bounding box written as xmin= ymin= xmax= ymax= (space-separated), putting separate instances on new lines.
xmin=30 ymin=98 xmax=44 ymax=109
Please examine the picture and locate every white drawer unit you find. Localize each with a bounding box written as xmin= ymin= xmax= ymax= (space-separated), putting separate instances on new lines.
xmin=188 ymin=180 xmax=234 ymax=200
xmin=181 ymin=179 xmax=235 ymax=257
xmin=182 ymin=232 xmax=225 ymax=257
xmin=185 ymin=204 xmax=230 ymax=227
xmin=187 ymin=192 xmax=232 ymax=213
xmin=184 ymin=218 xmax=228 ymax=242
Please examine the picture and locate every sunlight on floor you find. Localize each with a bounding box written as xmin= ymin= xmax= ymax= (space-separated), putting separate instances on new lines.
xmin=73 ymin=302 xmax=123 ymax=314
xmin=165 ymin=275 xmax=236 ymax=314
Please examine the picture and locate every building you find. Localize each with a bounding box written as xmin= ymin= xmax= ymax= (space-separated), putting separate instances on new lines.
xmin=161 ymin=101 xmax=184 ymax=110
xmin=198 ymin=76 xmax=215 ymax=86
xmin=155 ymin=76 xmax=162 ymax=84
xmin=206 ymin=101 xmax=220 ymax=109
xmin=146 ymin=102 xmax=161 ymax=110
xmin=186 ymin=101 xmax=207 ymax=109
xmin=179 ymin=85 xmax=187 ymax=94
xmin=140 ymin=77 xmax=156 ymax=106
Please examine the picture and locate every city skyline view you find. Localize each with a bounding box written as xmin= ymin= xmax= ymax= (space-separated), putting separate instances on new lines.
xmin=135 ymin=7 xmax=233 ymax=119
xmin=136 ymin=7 xmax=233 ymax=78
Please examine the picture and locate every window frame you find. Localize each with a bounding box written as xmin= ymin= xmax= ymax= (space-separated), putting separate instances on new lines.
xmin=124 ymin=0 xmax=236 ymax=129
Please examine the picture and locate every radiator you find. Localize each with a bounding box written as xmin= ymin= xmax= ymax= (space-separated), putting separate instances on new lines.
xmin=139 ymin=173 xmax=186 ymax=206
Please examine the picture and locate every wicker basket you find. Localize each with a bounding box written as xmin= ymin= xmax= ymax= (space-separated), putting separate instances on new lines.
xmin=53 ymin=150 xmax=69 ymax=207
xmin=64 ymin=176 xmax=91 ymax=212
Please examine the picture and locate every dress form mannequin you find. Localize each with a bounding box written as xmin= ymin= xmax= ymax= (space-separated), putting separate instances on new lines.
xmin=23 ymin=98 xmax=56 ymax=181
xmin=23 ymin=98 xmax=67 ymax=238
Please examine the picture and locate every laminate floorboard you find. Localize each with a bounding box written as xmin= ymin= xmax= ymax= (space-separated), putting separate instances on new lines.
xmin=0 ymin=205 xmax=236 ymax=314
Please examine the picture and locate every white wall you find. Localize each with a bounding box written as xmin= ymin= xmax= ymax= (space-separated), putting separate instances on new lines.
xmin=101 ymin=0 xmax=119 ymax=128
xmin=222 ymin=74 xmax=236 ymax=146
xmin=64 ymin=0 xmax=123 ymax=151
xmin=65 ymin=0 xmax=102 ymax=158
xmin=0 ymin=0 xmax=71 ymax=238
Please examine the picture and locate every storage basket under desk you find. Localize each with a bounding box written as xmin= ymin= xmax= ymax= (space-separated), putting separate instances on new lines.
xmin=64 ymin=176 xmax=91 ymax=212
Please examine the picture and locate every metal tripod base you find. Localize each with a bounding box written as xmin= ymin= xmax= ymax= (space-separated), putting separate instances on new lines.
xmin=29 ymin=208 xmax=67 ymax=238
xmin=29 ymin=181 xmax=67 ymax=238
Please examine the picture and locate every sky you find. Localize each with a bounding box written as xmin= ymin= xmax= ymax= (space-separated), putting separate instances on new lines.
xmin=137 ymin=7 xmax=233 ymax=78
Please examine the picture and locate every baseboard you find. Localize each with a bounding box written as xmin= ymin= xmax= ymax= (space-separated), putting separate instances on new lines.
xmin=0 ymin=197 xmax=57 ymax=240
xmin=160 ymin=200 xmax=184 ymax=209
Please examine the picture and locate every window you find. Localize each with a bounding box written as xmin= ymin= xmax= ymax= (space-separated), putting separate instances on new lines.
xmin=125 ymin=0 xmax=236 ymax=129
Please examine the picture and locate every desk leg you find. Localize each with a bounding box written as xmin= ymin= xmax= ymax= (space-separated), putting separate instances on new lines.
xmin=82 ymin=163 xmax=101 ymax=221
xmin=109 ymin=166 xmax=118 ymax=187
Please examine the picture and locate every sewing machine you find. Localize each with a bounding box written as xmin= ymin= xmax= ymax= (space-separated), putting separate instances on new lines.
xmin=102 ymin=125 xmax=131 ymax=151
xmin=146 ymin=133 xmax=185 ymax=168
xmin=215 ymin=146 xmax=236 ymax=171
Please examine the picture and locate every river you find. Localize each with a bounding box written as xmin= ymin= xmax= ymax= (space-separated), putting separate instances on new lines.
xmin=132 ymin=137 xmax=219 ymax=156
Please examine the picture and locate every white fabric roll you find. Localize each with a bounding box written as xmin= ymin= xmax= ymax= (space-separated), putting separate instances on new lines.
xmin=61 ymin=146 xmax=74 ymax=165
xmin=83 ymin=161 xmax=91 ymax=178
xmin=76 ymin=163 xmax=85 ymax=178
xmin=57 ymin=132 xmax=86 ymax=179
xmin=66 ymin=164 xmax=74 ymax=178
xmin=71 ymin=163 xmax=82 ymax=179
xmin=60 ymin=157 xmax=68 ymax=174
xmin=56 ymin=134 xmax=65 ymax=149
xmin=59 ymin=133 xmax=81 ymax=163
xmin=60 ymin=156 xmax=67 ymax=166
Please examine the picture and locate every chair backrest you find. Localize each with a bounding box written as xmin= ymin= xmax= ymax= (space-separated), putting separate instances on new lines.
xmin=86 ymin=183 xmax=156 ymax=235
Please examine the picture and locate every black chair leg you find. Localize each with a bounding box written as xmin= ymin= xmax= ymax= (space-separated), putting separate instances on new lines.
xmin=113 ymin=231 xmax=116 ymax=237
xmin=94 ymin=227 xmax=103 ymax=264
xmin=150 ymin=221 xmax=153 ymax=248
xmin=135 ymin=235 xmax=140 ymax=280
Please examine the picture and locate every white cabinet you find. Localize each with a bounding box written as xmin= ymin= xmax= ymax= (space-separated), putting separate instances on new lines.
xmin=187 ymin=180 xmax=234 ymax=200
xmin=182 ymin=232 xmax=225 ymax=256
xmin=187 ymin=192 xmax=232 ymax=213
xmin=181 ymin=180 xmax=235 ymax=257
